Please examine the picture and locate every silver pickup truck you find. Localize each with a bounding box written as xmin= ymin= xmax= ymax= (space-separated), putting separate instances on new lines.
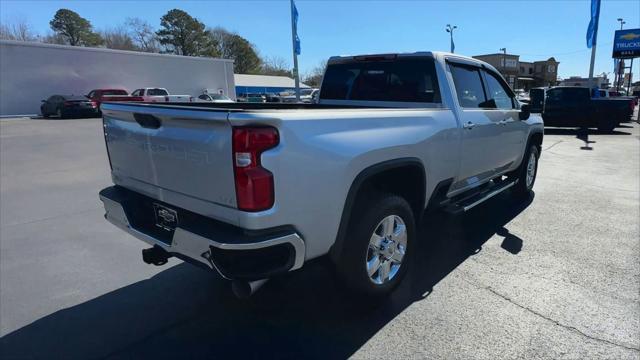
xmin=99 ymin=52 xmax=543 ymax=298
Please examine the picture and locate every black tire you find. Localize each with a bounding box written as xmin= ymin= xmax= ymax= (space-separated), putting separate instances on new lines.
xmin=513 ymin=144 xmax=539 ymax=197
xmin=335 ymin=193 xmax=415 ymax=297
xmin=41 ymin=111 xmax=49 ymax=119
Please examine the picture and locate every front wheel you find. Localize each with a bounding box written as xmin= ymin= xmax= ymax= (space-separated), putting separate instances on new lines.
xmin=513 ymin=145 xmax=539 ymax=197
xmin=335 ymin=194 xmax=415 ymax=297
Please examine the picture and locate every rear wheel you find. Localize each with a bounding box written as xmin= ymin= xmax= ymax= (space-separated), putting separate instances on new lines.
xmin=513 ymin=145 xmax=539 ymax=197
xmin=336 ymin=193 xmax=415 ymax=296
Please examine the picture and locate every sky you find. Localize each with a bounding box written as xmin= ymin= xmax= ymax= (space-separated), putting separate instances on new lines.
xmin=1 ymin=0 xmax=639 ymax=81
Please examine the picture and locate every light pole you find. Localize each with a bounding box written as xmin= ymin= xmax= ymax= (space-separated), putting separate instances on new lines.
xmin=616 ymin=18 xmax=626 ymax=90
xmin=446 ymin=24 xmax=457 ymax=53
xmin=500 ymin=47 xmax=508 ymax=86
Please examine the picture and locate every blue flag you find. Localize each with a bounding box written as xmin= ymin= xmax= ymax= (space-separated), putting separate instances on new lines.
xmin=586 ymin=0 xmax=601 ymax=48
xmin=292 ymin=0 xmax=301 ymax=55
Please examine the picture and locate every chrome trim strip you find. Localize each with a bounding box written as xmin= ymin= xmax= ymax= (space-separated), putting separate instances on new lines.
xmin=462 ymin=181 xmax=516 ymax=212
xmin=99 ymin=194 xmax=306 ymax=279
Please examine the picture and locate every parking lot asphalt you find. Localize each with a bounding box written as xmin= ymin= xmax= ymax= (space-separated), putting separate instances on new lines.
xmin=0 ymin=116 xmax=639 ymax=359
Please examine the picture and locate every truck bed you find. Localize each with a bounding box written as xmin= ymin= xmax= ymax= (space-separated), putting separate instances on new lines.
xmin=103 ymin=101 xmax=430 ymax=112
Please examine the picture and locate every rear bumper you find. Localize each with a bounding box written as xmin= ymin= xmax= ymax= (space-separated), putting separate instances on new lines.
xmin=99 ymin=186 xmax=305 ymax=280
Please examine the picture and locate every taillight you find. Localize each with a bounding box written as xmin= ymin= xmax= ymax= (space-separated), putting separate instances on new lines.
xmin=90 ymin=101 xmax=98 ymax=108
xmin=232 ymin=127 xmax=279 ymax=211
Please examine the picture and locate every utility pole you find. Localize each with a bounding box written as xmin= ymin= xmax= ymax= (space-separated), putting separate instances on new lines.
xmin=446 ymin=24 xmax=457 ymax=53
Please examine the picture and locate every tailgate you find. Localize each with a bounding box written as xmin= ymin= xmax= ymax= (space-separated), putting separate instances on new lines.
xmin=102 ymin=104 xmax=237 ymax=208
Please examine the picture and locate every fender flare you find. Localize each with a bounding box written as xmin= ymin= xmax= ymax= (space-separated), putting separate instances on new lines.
xmin=328 ymin=157 xmax=426 ymax=263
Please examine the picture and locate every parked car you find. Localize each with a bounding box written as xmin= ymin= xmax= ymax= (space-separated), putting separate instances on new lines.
xmin=196 ymin=93 xmax=234 ymax=103
xmin=282 ymin=88 xmax=316 ymax=103
xmin=131 ymin=88 xmax=193 ymax=102
xmin=40 ymin=95 xmax=99 ymax=118
xmin=86 ymin=89 xmax=144 ymax=111
xmin=99 ymin=51 xmax=543 ymax=299
xmin=515 ymin=90 xmax=530 ymax=104
xmin=538 ymin=87 xmax=632 ymax=131
xmin=237 ymin=93 xmax=266 ymax=103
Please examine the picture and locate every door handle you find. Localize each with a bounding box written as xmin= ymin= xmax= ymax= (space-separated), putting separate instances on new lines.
xmin=463 ymin=121 xmax=476 ymax=129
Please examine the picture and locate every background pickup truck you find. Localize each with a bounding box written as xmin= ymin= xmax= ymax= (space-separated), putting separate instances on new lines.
xmin=130 ymin=87 xmax=193 ymax=102
xmin=99 ymin=52 xmax=543 ymax=298
xmin=86 ymin=89 xmax=144 ymax=111
xmin=529 ymin=86 xmax=633 ymax=132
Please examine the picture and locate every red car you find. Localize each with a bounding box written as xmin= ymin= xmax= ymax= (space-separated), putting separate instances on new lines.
xmin=86 ymin=89 xmax=144 ymax=111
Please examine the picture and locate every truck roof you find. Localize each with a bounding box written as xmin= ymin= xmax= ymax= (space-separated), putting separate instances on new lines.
xmin=327 ymin=51 xmax=502 ymax=81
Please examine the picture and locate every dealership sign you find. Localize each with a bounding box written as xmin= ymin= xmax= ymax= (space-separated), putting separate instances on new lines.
xmin=612 ymin=28 xmax=640 ymax=58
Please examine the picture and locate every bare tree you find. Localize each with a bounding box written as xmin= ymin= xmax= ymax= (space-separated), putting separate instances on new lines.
xmin=125 ymin=17 xmax=158 ymax=52
xmin=101 ymin=26 xmax=137 ymax=51
xmin=303 ymin=60 xmax=327 ymax=88
xmin=209 ymin=27 xmax=260 ymax=73
xmin=260 ymin=56 xmax=292 ymax=77
xmin=0 ymin=19 xmax=37 ymax=41
xmin=41 ymin=31 xmax=67 ymax=45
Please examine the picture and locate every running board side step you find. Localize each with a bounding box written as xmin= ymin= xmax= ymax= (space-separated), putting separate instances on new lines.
xmin=445 ymin=179 xmax=518 ymax=214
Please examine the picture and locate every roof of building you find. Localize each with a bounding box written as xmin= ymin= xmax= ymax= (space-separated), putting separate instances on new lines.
xmin=0 ymin=39 xmax=233 ymax=63
xmin=473 ymin=53 xmax=519 ymax=58
xmin=234 ymin=74 xmax=310 ymax=88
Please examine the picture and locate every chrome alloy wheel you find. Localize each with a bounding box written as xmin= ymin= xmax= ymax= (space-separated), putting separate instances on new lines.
xmin=526 ymin=151 xmax=537 ymax=189
xmin=366 ymin=215 xmax=407 ymax=285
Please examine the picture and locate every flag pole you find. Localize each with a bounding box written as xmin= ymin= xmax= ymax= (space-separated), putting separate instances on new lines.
xmin=587 ymin=0 xmax=601 ymax=89
xmin=290 ymin=0 xmax=300 ymax=102
xmin=588 ymin=45 xmax=597 ymax=89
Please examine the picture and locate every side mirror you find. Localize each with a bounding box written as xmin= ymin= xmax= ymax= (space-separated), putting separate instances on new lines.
xmin=519 ymin=104 xmax=531 ymax=121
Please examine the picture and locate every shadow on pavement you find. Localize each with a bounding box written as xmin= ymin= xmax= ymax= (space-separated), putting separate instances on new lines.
xmin=0 ymin=192 xmax=533 ymax=359
xmin=544 ymin=127 xmax=631 ymax=136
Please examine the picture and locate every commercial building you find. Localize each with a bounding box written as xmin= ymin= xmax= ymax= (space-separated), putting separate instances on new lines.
xmin=0 ymin=40 xmax=235 ymax=116
xmin=559 ymin=75 xmax=610 ymax=89
xmin=234 ymin=74 xmax=310 ymax=97
xmin=473 ymin=53 xmax=559 ymax=90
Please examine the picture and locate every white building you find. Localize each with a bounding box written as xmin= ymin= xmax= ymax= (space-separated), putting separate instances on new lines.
xmin=0 ymin=40 xmax=235 ymax=116
xmin=234 ymin=74 xmax=310 ymax=96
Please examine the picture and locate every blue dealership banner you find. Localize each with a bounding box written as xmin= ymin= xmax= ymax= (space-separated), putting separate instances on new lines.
xmin=612 ymin=29 xmax=640 ymax=59
xmin=586 ymin=0 xmax=600 ymax=48
xmin=292 ymin=0 xmax=301 ymax=55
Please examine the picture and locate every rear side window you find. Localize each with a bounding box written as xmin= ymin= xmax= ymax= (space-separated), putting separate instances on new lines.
xmin=449 ymin=64 xmax=486 ymax=108
xmin=147 ymin=88 xmax=168 ymax=96
xmin=321 ymin=58 xmax=441 ymax=103
xmin=103 ymin=90 xmax=128 ymax=96
xmin=483 ymin=70 xmax=515 ymax=109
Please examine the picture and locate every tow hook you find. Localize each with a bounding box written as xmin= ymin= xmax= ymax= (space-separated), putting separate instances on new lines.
xmin=142 ymin=246 xmax=171 ymax=266
xmin=231 ymin=279 xmax=268 ymax=299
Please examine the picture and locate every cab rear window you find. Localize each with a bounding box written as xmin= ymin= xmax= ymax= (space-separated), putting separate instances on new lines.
xmin=321 ymin=58 xmax=441 ymax=103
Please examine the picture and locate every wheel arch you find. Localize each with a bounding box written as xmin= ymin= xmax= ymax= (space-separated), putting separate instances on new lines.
xmin=329 ymin=157 xmax=426 ymax=263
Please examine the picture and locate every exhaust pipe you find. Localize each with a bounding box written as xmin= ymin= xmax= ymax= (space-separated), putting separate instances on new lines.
xmin=231 ymin=279 xmax=268 ymax=299
xmin=142 ymin=246 xmax=170 ymax=266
